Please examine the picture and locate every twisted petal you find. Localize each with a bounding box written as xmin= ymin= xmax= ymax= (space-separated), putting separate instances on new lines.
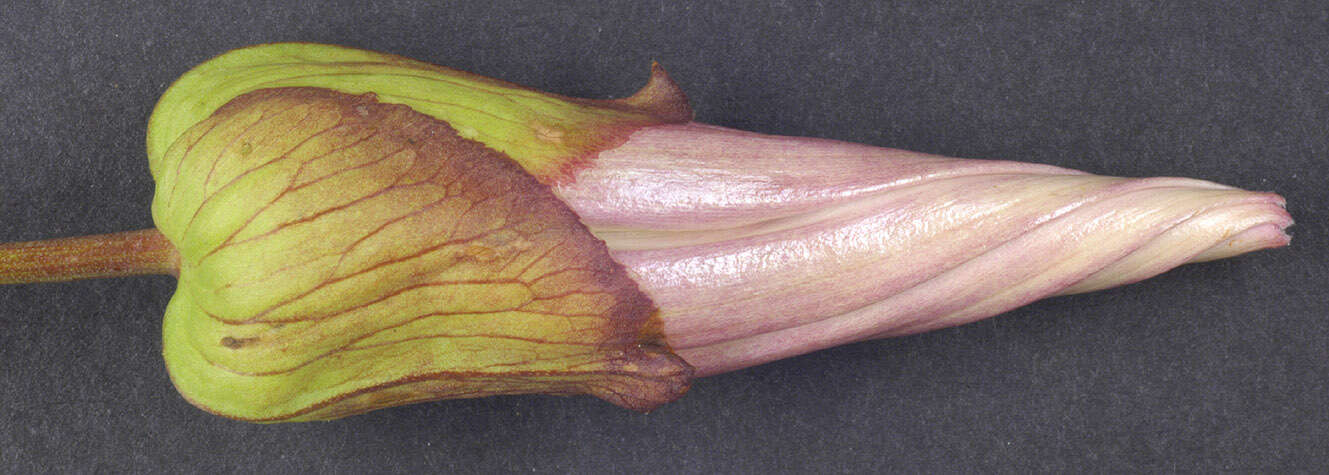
xmin=555 ymin=124 xmax=1292 ymax=375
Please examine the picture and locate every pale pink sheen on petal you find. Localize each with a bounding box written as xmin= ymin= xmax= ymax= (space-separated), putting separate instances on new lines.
xmin=553 ymin=123 xmax=1292 ymax=376
xmin=557 ymin=123 xmax=1083 ymax=230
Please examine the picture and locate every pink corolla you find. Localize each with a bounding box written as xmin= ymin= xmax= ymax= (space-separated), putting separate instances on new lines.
xmin=558 ymin=123 xmax=1292 ymax=376
xmin=0 ymin=43 xmax=1292 ymax=420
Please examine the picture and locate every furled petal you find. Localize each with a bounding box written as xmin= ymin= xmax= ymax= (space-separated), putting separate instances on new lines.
xmin=554 ymin=123 xmax=1293 ymax=376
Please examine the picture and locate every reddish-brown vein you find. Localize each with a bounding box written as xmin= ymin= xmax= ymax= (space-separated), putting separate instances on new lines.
xmin=200 ymin=108 xmax=324 ymax=195
xmin=183 ymin=121 xmax=344 ymax=250
xmin=511 ymin=307 xmax=604 ymax=319
xmin=345 ymin=332 xmax=593 ymax=353
xmin=198 ymin=143 xmax=411 ymax=264
xmin=196 ymin=273 xmax=531 ymax=326
xmin=237 ymin=228 xmax=532 ymax=323
xmin=178 ymin=102 xmax=315 ymax=242
xmin=492 ymin=235 xmax=538 ymax=276
xmin=284 ymin=130 xmax=380 ymax=188
xmin=193 ymin=101 xmax=309 ymax=203
xmin=323 ymin=187 xmax=460 ymax=280
xmin=201 ymin=129 xmax=384 ymax=259
xmin=193 ymin=118 xmax=355 ymax=214
xmin=158 ymin=118 xmax=224 ymax=204
xmin=524 ymin=266 xmax=604 ymax=285
xmin=202 ymin=307 xmax=606 ymax=377
xmin=201 ymin=217 xmax=604 ymax=327
xmin=196 ymin=144 xmax=415 ymax=265
xmin=527 ymin=288 xmax=613 ymax=302
xmin=209 ymin=210 xmax=518 ymax=295
xmin=513 ymin=239 xmax=565 ymax=278
xmin=214 ymin=362 xmax=679 ymax=421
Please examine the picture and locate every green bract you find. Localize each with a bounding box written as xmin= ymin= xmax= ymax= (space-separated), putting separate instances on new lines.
xmin=144 ymin=44 xmax=695 ymax=421
xmin=147 ymin=43 xmax=691 ymax=183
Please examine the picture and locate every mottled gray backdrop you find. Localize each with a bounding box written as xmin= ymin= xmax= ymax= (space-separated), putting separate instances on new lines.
xmin=2 ymin=1 xmax=1325 ymax=472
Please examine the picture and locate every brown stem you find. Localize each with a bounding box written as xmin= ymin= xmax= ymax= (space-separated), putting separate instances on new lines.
xmin=0 ymin=229 xmax=178 ymax=284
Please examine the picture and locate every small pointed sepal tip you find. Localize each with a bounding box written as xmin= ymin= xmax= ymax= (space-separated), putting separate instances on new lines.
xmin=149 ymin=43 xmax=699 ymax=187
xmin=616 ymin=62 xmax=693 ymax=123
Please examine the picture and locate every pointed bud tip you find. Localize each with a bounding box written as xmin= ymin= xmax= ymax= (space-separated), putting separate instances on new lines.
xmin=1189 ymin=192 xmax=1293 ymax=263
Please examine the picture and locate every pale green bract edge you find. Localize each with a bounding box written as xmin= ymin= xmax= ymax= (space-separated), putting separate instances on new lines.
xmin=146 ymin=44 xmax=682 ymax=421
xmin=145 ymin=42 xmax=651 ymax=180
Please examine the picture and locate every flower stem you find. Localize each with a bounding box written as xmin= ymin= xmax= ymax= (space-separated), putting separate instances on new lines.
xmin=0 ymin=229 xmax=178 ymax=284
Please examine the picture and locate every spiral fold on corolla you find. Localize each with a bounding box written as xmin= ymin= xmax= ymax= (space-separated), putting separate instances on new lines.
xmin=556 ymin=123 xmax=1293 ymax=375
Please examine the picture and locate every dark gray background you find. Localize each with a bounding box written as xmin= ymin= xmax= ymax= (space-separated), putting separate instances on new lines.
xmin=2 ymin=1 xmax=1326 ymax=472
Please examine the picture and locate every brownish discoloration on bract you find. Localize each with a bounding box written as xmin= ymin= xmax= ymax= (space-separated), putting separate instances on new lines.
xmin=155 ymin=88 xmax=692 ymax=421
